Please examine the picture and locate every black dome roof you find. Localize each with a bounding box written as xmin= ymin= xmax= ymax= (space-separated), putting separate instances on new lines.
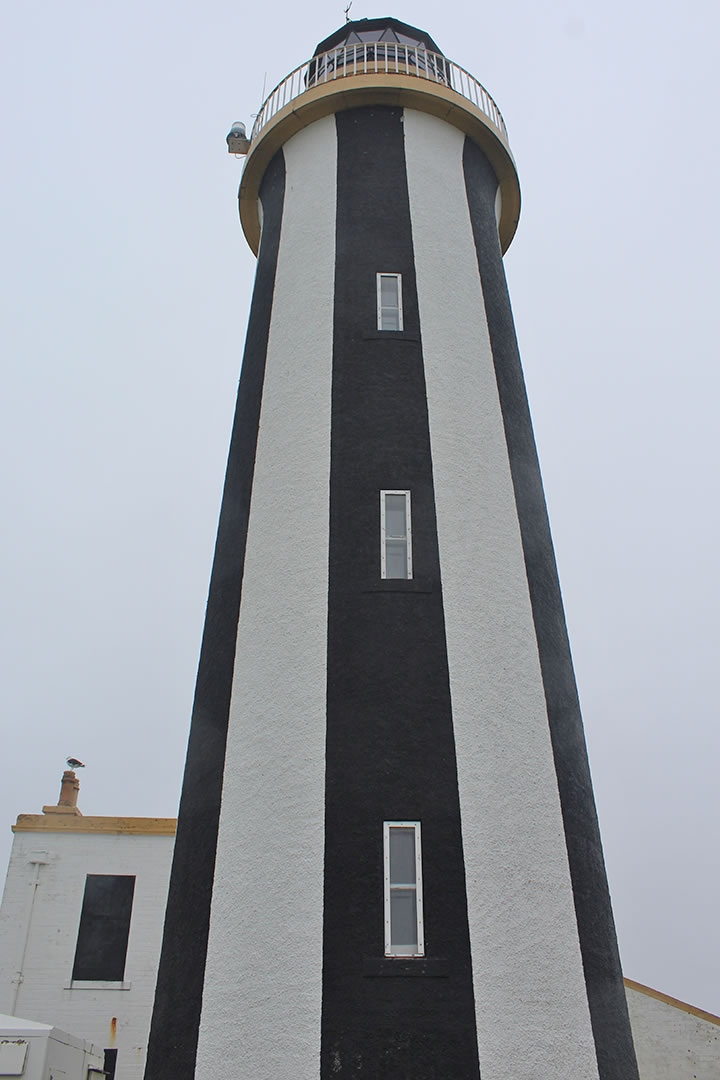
xmin=313 ymin=17 xmax=444 ymax=58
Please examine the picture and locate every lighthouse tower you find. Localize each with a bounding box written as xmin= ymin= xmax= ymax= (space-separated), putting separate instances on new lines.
xmin=146 ymin=18 xmax=638 ymax=1080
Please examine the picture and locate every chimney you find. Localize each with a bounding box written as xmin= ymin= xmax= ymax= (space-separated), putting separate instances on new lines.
xmin=43 ymin=770 xmax=83 ymax=816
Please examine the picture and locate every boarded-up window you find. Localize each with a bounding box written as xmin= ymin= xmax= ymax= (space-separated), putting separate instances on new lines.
xmin=72 ymin=875 xmax=135 ymax=981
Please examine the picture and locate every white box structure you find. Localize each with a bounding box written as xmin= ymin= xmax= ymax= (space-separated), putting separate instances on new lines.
xmin=0 ymin=1013 xmax=104 ymax=1080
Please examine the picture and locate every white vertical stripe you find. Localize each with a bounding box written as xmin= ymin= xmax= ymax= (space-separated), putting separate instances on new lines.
xmin=403 ymin=108 xmax=599 ymax=1080
xmin=196 ymin=115 xmax=336 ymax=1079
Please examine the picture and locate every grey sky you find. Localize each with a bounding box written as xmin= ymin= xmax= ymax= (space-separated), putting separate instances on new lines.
xmin=2 ymin=0 xmax=718 ymax=1015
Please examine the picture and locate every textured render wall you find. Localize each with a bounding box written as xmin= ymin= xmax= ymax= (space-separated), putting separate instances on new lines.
xmin=403 ymin=107 xmax=599 ymax=1080
xmin=626 ymin=985 xmax=720 ymax=1080
xmin=462 ymin=137 xmax=637 ymax=1080
xmin=195 ymin=115 xmax=336 ymax=1080
xmin=0 ymin=828 xmax=173 ymax=1080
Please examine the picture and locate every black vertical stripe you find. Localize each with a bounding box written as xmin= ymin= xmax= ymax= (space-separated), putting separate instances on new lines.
xmin=144 ymin=151 xmax=286 ymax=1080
xmin=321 ymin=106 xmax=480 ymax=1080
xmin=462 ymin=136 xmax=639 ymax=1080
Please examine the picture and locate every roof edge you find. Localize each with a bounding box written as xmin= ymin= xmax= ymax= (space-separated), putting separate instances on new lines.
xmin=624 ymin=977 xmax=720 ymax=1026
xmin=13 ymin=814 xmax=177 ymax=836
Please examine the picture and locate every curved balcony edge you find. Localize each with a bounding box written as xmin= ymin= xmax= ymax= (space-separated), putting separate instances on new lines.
xmin=238 ymin=72 xmax=521 ymax=256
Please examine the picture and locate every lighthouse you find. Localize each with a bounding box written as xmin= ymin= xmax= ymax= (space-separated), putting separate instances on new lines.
xmin=145 ymin=17 xmax=639 ymax=1080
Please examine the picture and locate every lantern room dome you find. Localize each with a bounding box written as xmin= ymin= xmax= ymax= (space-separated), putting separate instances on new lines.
xmin=313 ymin=17 xmax=444 ymax=58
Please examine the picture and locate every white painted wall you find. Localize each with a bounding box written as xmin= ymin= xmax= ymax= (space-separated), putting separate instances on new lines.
xmin=0 ymin=825 xmax=173 ymax=1080
xmin=404 ymin=106 xmax=600 ymax=1080
xmin=195 ymin=114 xmax=337 ymax=1080
xmin=626 ymin=985 xmax=720 ymax=1080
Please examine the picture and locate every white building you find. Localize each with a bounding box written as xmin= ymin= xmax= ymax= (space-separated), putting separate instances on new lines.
xmin=0 ymin=772 xmax=174 ymax=1080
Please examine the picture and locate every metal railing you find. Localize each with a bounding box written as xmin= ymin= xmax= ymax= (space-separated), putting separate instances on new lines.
xmin=249 ymin=44 xmax=508 ymax=148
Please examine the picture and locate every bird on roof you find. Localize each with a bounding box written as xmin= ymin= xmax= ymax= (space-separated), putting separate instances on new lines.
xmin=66 ymin=757 xmax=85 ymax=770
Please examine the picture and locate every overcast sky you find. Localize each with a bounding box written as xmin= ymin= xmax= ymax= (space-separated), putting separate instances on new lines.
xmin=2 ymin=0 xmax=718 ymax=1016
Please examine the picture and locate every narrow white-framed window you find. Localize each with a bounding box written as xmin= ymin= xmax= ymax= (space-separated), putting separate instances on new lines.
xmin=384 ymin=821 xmax=424 ymax=957
xmin=380 ymin=490 xmax=412 ymax=579
xmin=376 ymin=273 xmax=403 ymax=330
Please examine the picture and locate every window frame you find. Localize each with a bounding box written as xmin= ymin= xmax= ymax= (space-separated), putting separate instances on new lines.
xmin=380 ymin=490 xmax=413 ymax=580
xmin=376 ymin=272 xmax=404 ymax=331
xmin=383 ymin=821 xmax=424 ymax=958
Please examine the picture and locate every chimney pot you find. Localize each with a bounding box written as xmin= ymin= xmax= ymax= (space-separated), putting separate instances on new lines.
xmin=42 ymin=769 xmax=83 ymax=817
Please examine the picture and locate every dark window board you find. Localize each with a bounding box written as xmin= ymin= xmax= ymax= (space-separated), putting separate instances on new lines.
xmin=72 ymin=875 xmax=135 ymax=982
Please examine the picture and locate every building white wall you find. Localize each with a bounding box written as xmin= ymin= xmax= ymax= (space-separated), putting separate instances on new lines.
xmin=0 ymin=822 xmax=174 ymax=1080
xmin=626 ymin=983 xmax=720 ymax=1080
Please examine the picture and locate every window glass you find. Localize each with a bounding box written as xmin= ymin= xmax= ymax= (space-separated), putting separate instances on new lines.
xmin=380 ymin=275 xmax=397 ymax=307
xmin=389 ymin=827 xmax=416 ymax=883
xmin=385 ymin=541 xmax=407 ymax=579
xmin=384 ymin=494 xmax=407 ymax=538
xmin=390 ymin=890 xmax=418 ymax=949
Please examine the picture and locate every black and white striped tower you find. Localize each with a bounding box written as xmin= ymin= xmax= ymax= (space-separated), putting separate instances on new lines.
xmin=146 ymin=18 xmax=639 ymax=1080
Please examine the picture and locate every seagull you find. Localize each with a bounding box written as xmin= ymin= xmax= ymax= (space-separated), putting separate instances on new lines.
xmin=66 ymin=757 xmax=85 ymax=770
